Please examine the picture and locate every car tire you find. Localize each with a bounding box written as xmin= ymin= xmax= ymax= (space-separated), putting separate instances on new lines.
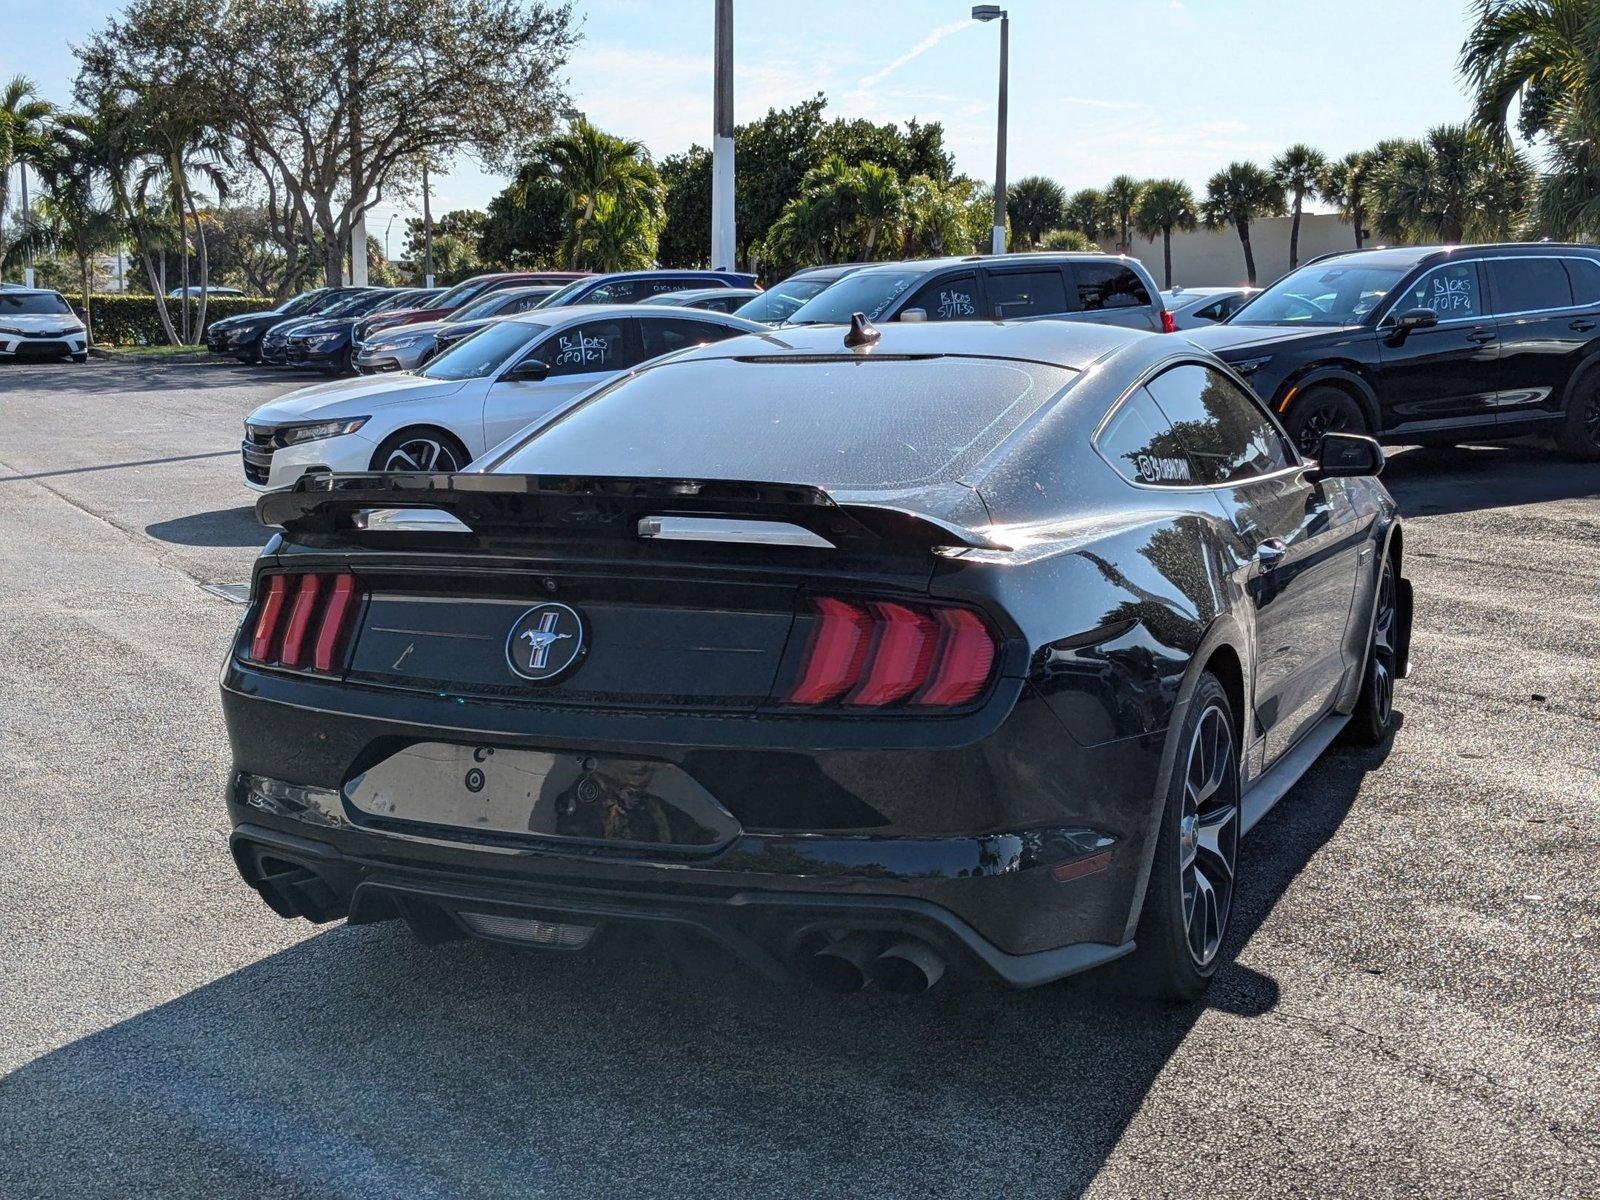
xmin=1557 ymin=376 xmax=1600 ymax=460
xmin=368 ymin=427 xmax=471 ymax=474
xmin=70 ymin=352 xmax=88 ymax=363
xmin=1346 ymin=554 xmax=1399 ymax=746
xmin=236 ymin=344 xmax=261 ymax=365
xmin=1127 ymin=672 xmax=1241 ymax=1002
xmin=1283 ymin=387 xmax=1367 ymax=459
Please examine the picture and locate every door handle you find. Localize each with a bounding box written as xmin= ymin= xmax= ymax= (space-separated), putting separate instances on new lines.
xmin=1571 ymin=319 xmax=1597 ymax=333
xmin=1467 ymin=328 xmax=1496 ymax=344
xmin=1256 ymin=538 xmax=1287 ymax=566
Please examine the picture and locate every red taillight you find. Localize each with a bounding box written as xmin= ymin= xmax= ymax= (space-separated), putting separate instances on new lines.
xmin=787 ymin=597 xmax=998 ymax=710
xmin=1160 ymin=309 xmax=1178 ymax=334
xmin=788 ymin=596 xmax=875 ymax=705
xmin=243 ymin=571 xmax=363 ymax=674
xmin=249 ymin=574 xmax=289 ymax=662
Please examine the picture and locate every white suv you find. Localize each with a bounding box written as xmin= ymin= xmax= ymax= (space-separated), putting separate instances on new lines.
xmin=0 ymin=288 xmax=88 ymax=362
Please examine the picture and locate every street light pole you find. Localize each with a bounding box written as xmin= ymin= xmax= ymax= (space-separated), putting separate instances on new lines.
xmin=973 ymin=5 xmax=1008 ymax=255
xmin=711 ymin=0 xmax=736 ymax=270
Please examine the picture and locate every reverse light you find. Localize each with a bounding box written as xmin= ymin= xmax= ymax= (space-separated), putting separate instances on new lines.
xmin=787 ymin=596 xmax=999 ymax=710
xmin=242 ymin=571 xmax=364 ymax=674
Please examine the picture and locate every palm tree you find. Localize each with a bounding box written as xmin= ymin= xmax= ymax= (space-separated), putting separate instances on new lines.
xmin=1065 ymin=188 xmax=1107 ymax=240
xmin=854 ymin=161 xmax=905 ymax=258
xmin=1006 ymin=175 xmax=1065 ymax=250
xmin=1318 ymin=151 xmax=1373 ymax=247
xmin=1134 ymin=178 xmax=1198 ymax=288
xmin=1201 ymin=162 xmax=1284 ymax=285
xmin=1461 ymin=0 xmax=1600 ymax=237
xmin=904 ymin=173 xmax=975 ymax=257
xmin=544 ymin=119 xmax=664 ymax=270
xmin=1272 ymin=144 xmax=1327 ymax=269
xmin=1 ymin=76 xmax=54 ymax=278
xmin=1369 ymin=124 xmax=1533 ymax=243
xmin=579 ymin=191 xmax=660 ymax=272
xmin=1104 ymin=175 xmax=1143 ymax=252
xmin=16 ymin=112 xmax=124 ymax=341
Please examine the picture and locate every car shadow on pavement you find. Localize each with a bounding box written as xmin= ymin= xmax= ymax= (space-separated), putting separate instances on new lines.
xmin=145 ymin=506 xmax=266 ymax=548
xmin=0 ymin=725 xmax=1398 ymax=1199
xmin=1381 ymin=443 xmax=1599 ymax=517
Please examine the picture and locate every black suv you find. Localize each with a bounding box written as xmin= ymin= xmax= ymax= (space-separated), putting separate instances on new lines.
xmin=1187 ymin=243 xmax=1600 ymax=459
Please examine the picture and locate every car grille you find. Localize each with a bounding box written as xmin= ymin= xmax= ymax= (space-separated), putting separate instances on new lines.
xmin=13 ymin=340 xmax=70 ymax=357
xmin=20 ymin=329 xmax=72 ymax=339
xmin=241 ymin=424 xmax=276 ymax=485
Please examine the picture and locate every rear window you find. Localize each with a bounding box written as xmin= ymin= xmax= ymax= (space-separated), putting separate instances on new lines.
xmin=1073 ymin=264 xmax=1151 ymax=310
xmin=490 ymin=355 xmax=1077 ymax=489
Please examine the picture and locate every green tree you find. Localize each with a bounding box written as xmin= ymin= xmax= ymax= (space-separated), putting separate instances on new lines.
xmin=1201 ymin=162 xmax=1284 ymax=285
xmin=0 ymin=76 xmax=54 ymax=277
xmin=1006 ymin=175 xmax=1065 ymax=250
xmin=1369 ymin=124 xmax=1533 ymax=243
xmin=480 ymin=161 xmax=567 ymax=268
xmin=1134 ymin=178 xmax=1198 ymax=288
xmin=854 ymin=161 xmax=905 ymax=258
xmin=543 ymin=119 xmax=663 ymax=270
xmin=1104 ymin=174 xmax=1144 ymax=252
xmin=1064 ymin=188 xmax=1107 ymax=239
xmin=904 ymin=173 xmax=979 ymax=257
xmin=1272 ymin=143 xmax=1327 ymax=269
xmin=1039 ymin=227 xmax=1096 ymax=251
xmin=1318 ymin=151 xmax=1374 ymax=248
xmin=1461 ymin=0 xmax=1600 ymax=236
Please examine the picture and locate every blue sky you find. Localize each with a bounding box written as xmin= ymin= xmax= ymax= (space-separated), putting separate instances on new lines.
xmin=8 ymin=0 xmax=1483 ymax=239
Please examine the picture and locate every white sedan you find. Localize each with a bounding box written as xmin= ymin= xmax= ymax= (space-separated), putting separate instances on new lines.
xmin=240 ymin=304 xmax=766 ymax=491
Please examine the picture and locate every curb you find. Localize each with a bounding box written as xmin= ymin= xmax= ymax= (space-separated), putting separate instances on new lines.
xmin=90 ymin=346 xmax=227 ymax=364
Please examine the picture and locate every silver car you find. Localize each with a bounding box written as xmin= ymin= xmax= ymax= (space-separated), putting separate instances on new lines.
xmin=1161 ymin=286 xmax=1257 ymax=329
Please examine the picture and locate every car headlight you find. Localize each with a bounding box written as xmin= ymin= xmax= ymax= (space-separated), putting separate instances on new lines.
xmin=1232 ymin=355 xmax=1273 ymax=375
xmin=278 ymin=417 xmax=370 ymax=445
xmin=373 ymin=334 xmax=427 ymax=350
xmin=305 ymin=332 xmax=344 ymax=347
xmin=0 ymin=326 xmax=23 ymax=335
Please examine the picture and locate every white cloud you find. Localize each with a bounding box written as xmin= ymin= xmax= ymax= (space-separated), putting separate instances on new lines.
xmin=855 ymin=20 xmax=973 ymax=91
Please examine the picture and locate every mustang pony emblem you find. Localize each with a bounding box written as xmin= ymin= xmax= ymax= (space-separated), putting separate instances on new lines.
xmin=505 ymin=602 xmax=587 ymax=682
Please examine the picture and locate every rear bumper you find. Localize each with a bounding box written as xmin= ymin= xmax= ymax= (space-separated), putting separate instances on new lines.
xmin=229 ymin=815 xmax=1133 ymax=989
xmin=221 ymin=659 xmax=1166 ymax=976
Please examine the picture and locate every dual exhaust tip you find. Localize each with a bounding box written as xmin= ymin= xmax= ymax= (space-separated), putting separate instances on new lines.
xmin=802 ymin=931 xmax=946 ymax=994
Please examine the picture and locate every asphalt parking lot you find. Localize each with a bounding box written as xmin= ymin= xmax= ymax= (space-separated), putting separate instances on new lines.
xmin=0 ymin=358 xmax=1596 ymax=1198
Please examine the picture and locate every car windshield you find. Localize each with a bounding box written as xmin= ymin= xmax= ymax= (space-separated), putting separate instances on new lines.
xmin=372 ymin=291 xmax=423 ymax=313
xmin=431 ymin=278 xmax=494 ymax=310
xmin=452 ymin=293 xmax=528 ymax=322
xmin=1231 ymin=264 xmax=1407 ymax=326
xmin=276 ymin=291 xmax=323 ymax=315
xmin=488 ymin=355 xmax=1076 ymax=489
xmin=532 ymin=278 xmax=593 ymax=307
xmin=419 ymin=319 xmax=545 ymax=381
xmin=0 ymin=291 xmax=73 ymax=316
xmin=318 ymin=292 xmax=379 ymax=317
xmin=784 ymin=270 xmax=924 ymax=325
xmin=735 ymin=277 xmax=837 ymax=323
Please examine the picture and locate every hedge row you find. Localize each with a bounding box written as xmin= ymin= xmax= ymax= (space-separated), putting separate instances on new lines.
xmin=70 ymin=294 xmax=276 ymax=347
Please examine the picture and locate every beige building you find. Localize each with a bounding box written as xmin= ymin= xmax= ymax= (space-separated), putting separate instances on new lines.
xmin=1103 ymin=213 xmax=1360 ymax=290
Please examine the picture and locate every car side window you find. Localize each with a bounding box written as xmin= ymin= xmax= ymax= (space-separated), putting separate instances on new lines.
xmin=585 ymin=280 xmax=645 ymax=304
xmin=1145 ymin=363 xmax=1294 ymax=485
xmin=640 ymin=317 xmax=738 ymax=358
xmin=1096 ymin=388 xmax=1197 ymax=486
xmin=1488 ymin=258 xmax=1574 ymax=314
xmin=1397 ymin=263 xmax=1483 ymax=320
xmin=530 ymin=318 xmax=633 ymax=377
xmin=985 ymin=269 xmax=1070 ymax=319
xmin=1562 ymin=257 xmax=1600 ymax=307
xmin=904 ymin=273 xmax=979 ymax=320
xmin=1073 ymin=263 xmax=1152 ymax=311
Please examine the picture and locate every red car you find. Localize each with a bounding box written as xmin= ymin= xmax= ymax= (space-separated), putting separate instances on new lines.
xmin=355 ymin=272 xmax=588 ymax=343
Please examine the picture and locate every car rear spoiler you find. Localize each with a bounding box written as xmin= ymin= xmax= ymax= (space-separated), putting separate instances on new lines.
xmin=256 ymin=472 xmax=1009 ymax=553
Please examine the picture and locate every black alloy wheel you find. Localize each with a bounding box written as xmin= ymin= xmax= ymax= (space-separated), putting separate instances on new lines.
xmin=1558 ymin=377 xmax=1600 ymax=460
xmin=1127 ymin=672 xmax=1240 ymax=1000
xmin=370 ymin=429 xmax=468 ymax=474
xmin=1347 ymin=556 xmax=1399 ymax=745
xmin=1285 ymin=387 xmax=1365 ymax=458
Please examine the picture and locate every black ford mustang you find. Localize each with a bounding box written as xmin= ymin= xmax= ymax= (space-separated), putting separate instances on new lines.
xmin=223 ymin=318 xmax=1411 ymax=999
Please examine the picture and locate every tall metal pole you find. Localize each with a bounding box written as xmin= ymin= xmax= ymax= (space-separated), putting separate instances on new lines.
xmin=710 ymin=0 xmax=736 ymax=271
xmin=991 ymin=12 xmax=1009 ymax=255
xmin=421 ymin=163 xmax=434 ymax=288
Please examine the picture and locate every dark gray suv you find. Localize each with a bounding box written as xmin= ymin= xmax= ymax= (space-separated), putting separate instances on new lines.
xmin=782 ymin=253 xmax=1174 ymax=333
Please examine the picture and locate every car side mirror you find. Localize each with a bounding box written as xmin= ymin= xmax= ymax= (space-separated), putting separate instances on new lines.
xmin=1308 ymin=432 xmax=1384 ymax=480
xmin=506 ymin=357 xmax=549 ymax=382
xmin=1386 ymin=307 xmax=1438 ymax=344
xmin=899 ymin=308 xmax=928 ymax=323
